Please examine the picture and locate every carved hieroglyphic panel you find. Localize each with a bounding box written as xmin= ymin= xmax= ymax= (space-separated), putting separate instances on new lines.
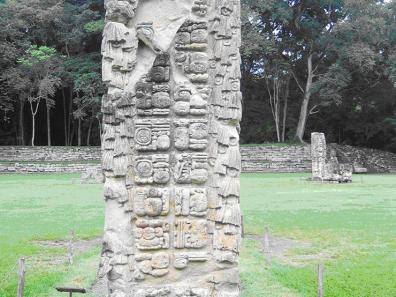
xmin=311 ymin=132 xmax=353 ymax=182
xmin=101 ymin=0 xmax=242 ymax=296
xmin=311 ymin=132 xmax=327 ymax=180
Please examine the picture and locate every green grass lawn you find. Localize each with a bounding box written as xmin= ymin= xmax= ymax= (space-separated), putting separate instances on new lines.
xmin=0 ymin=174 xmax=104 ymax=297
xmin=240 ymin=173 xmax=396 ymax=297
xmin=0 ymin=173 xmax=395 ymax=296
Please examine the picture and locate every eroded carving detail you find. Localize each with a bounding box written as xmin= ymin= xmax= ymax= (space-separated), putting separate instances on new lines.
xmin=174 ymin=153 xmax=209 ymax=184
xmin=174 ymin=219 xmax=208 ymax=249
xmin=175 ymin=188 xmax=208 ymax=217
xmin=135 ymin=219 xmax=170 ymax=250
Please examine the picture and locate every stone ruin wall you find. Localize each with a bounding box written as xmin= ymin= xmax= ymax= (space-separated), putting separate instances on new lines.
xmin=0 ymin=146 xmax=101 ymax=162
xmin=1 ymin=145 xmax=396 ymax=174
xmin=240 ymin=145 xmax=312 ymax=173
xmin=100 ymin=0 xmax=242 ymax=296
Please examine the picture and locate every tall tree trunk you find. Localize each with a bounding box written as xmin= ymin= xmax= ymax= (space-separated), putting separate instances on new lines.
xmin=86 ymin=119 xmax=93 ymax=146
xmin=18 ymin=99 xmax=25 ymax=145
xmin=46 ymin=103 xmax=51 ymax=146
xmin=97 ymin=116 xmax=102 ymax=145
xmin=281 ymin=78 xmax=290 ymax=142
xmin=62 ymin=88 xmax=68 ymax=145
xmin=78 ymin=118 xmax=82 ymax=146
xmin=70 ymin=122 xmax=75 ymax=146
xmin=29 ymin=100 xmax=40 ymax=147
xmin=67 ymin=88 xmax=73 ymax=145
xmin=295 ymin=54 xmax=314 ymax=143
xmin=31 ymin=113 xmax=36 ymax=147
xmin=266 ymin=77 xmax=281 ymax=142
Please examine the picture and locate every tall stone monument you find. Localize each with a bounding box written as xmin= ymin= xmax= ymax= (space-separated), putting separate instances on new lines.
xmin=311 ymin=132 xmax=327 ymax=180
xmin=100 ymin=0 xmax=242 ymax=296
xmin=311 ymin=132 xmax=352 ymax=183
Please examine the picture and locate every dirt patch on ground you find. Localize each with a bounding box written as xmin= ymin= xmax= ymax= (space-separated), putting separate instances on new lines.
xmin=249 ymin=234 xmax=330 ymax=267
xmin=34 ymin=237 xmax=102 ymax=253
xmin=33 ymin=237 xmax=109 ymax=296
xmin=29 ymin=237 xmax=102 ymax=269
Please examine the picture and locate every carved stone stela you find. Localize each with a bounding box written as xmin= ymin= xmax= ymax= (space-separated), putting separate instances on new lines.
xmin=311 ymin=132 xmax=352 ymax=183
xmin=100 ymin=0 xmax=242 ymax=296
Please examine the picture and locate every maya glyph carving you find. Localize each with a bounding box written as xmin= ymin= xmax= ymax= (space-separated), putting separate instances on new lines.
xmin=101 ymin=0 xmax=242 ymax=295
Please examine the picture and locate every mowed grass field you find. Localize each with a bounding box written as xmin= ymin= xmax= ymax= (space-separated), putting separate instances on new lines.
xmin=0 ymin=173 xmax=395 ymax=296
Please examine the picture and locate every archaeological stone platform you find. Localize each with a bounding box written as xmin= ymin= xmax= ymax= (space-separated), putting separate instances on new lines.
xmin=1 ymin=145 xmax=396 ymax=174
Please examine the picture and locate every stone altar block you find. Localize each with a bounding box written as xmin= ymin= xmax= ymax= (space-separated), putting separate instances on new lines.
xmin=100 ymin=0 xmax=242 ymax=296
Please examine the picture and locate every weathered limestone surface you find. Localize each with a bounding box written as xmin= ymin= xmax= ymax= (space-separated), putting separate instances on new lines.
xmin=100 ymin=0 xmax=242 ymax=296
xmin=311 ymin=132 xmax=353 ymax=183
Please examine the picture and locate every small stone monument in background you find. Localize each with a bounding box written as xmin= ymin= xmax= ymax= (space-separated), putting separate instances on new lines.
xmin=311 ymin=132 xmax=352 ymax=183
xmin=80 ymin=167 xmax=105 ymax=184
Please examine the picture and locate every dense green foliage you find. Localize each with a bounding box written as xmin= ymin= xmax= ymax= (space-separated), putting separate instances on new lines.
xmin=0 ymin=0 xmax=104 ymax=146
xmin=241 ymin=0 xmax=396 ymax=150
xmin=0 ymin=173 xmax=395 ymax=296
xmin=0 ymin=0 xmax=395 ymax=150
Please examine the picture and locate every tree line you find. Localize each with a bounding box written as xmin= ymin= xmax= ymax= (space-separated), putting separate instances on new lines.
xmin=0 ymin=0 xmax=104 ymax=146
xmin=0 ymin=0 xmax=395 ymax=152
